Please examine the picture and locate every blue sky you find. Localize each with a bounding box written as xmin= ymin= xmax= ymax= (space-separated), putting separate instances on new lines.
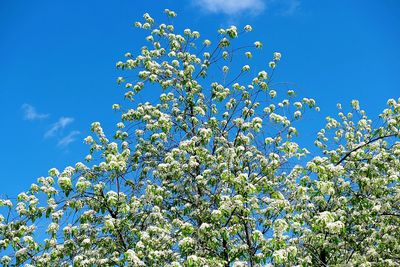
xmin=0 ymin=0 xmax=399 ymax=196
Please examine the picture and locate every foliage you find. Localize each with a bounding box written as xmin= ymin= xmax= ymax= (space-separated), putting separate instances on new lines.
xmin=1 ymin=10 xmax=399 ymax=267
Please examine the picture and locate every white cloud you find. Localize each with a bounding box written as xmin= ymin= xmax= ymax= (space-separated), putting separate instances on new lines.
xmin=21 ymin=104 xmax=49 ymax=121
xmin=21 ymin=104 xmax=79 ymax=148
xmin=195 ymin=0 xmax=266 ymax=15
xmin=279 ymin=0 xmax=300 ymax=16
xmin=45 ymin=117 xmax=74 ymax=138
xmin=58 ymin=130 xmax=80 ymax=147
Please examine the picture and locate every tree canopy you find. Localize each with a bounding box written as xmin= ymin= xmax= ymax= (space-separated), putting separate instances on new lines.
xmin=1 ymin=10 xmax=400 ymax=267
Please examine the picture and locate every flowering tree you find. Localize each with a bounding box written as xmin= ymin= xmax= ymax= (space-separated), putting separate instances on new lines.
xmin=1 ymin=10 xmax=399 ymax=266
